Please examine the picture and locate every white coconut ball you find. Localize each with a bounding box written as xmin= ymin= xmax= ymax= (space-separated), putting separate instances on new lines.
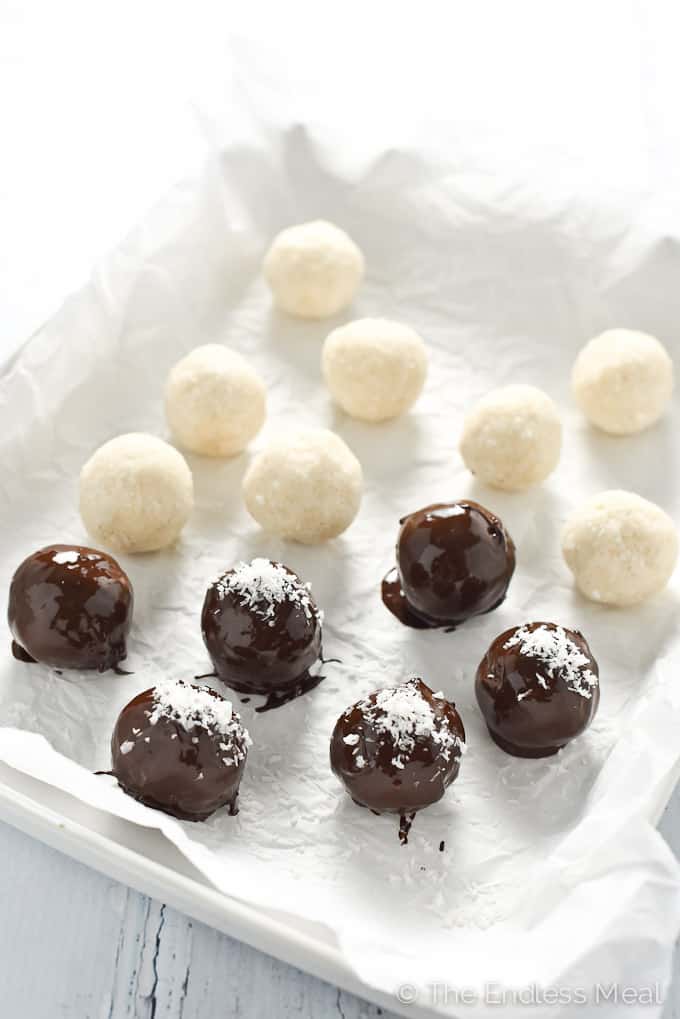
xmin=459 ymin=384 xmax=562 ymax=491
xmin=242 ymin=429 xmax=362 ymax=544
xmin=322 ymin=318 xmax=427 ymax=422
xmin=263 ymin=220 xmax=364 ymax=319
xmin=80 ymin=433 xmax=194 ymax=553
xmin=165 ymin=344 xmax=266 ymax=457
xmin=572 ymin=329 xmax=674 ymax=435
xmin=562 ymin=490 xmax=678 ymax=606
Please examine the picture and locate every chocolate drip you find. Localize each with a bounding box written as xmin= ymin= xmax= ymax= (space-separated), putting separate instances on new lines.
xmin=11 ymin=640 xmax=36 ymax=663
xmin=255 ymin=669 xmax=325 ymax=713
xmin=380 ymin=568 xmax=430 ymax=629
xmin=399 ymin=812 xmax=416 ymax=846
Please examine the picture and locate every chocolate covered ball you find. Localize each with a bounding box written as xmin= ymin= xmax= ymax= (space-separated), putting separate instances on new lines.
xmin=476 ymin=622 xmax=600 ymax=758
xmin=382 ymin=501 xmax=515 ymax=628
xmin=8 ymin=544 xmax=133 ymax=671
xmin=111 ymin=679 xmax=250 ymax=821
xmin=330 ymin=678 xmax=466 ymax=843
xmin=201 ymin=559 xmax=323 ymax=709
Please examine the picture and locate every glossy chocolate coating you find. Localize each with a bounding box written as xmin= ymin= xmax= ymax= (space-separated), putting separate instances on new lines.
xmin=8 ymin=544 xmax=133 ymax=671
xmin=201 ymin=562 xmax=322 ymax=699
xmin=330 ymin=678 xmax=465 ymax=822
xmin=476 ymin=622 xmax=600 ymax=758
xmin=383 ymin=501 xmax=515 ymax=628
xmin=111 ymin=686 xmax=248 ymax=821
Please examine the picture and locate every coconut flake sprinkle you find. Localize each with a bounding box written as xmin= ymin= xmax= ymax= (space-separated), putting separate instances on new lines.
xmin=357 ymin=679 xmax=465 ymax=769
xmin=503 ymin=624 xmax=598 ymax=699
xmin=53 ymin=550 xmax=80 ymax=565
xmin=216 ymin=558 xmax=317 ymax=621
xmin=147 ymin=678 xmax=251 ymax=759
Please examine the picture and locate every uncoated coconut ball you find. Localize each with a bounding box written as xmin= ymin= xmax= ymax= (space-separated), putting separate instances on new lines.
xmin=80 ymin=433 xmax=194 ymax=553
xmin=165 ymin=344 xmax=266 ymax=457
xmin=263 ymin=220 xmax=364 ymax=319
xmin=322 ymin=318 xmax=427 ymax=422
xmin=459 ymin=384 xmax=562 ymax=491
xmin=242 ymin=429 xmax=362 ymax=544
xmin=572 ymin=329 xmax=674 ymax=435
xmin=561 ymin=490 xmax=678 ymax=606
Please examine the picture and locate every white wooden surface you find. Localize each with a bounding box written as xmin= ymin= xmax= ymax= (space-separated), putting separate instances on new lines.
xmin=2 ymin=4 xmax=680 ymax=1016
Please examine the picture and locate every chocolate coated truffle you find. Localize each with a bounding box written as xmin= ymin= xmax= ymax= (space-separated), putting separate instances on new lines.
xmin=201 ymin=558 xmax=323 ymax=709
xmin=476 ymin=622 xmax=600 ymax=758
xmin=382 ymin=501 xmax=515 ymax=628
xmin=330 ymin=678 xmax=466 ymax=843
xmin=111 ymin=679 xmax=250 ymax=821
xmin=8 ymin=544 xmax=133 ymax=671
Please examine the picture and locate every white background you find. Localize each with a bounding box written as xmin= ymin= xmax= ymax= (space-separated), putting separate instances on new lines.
xmin=2 ymin=2 xmax=680 ymax=1016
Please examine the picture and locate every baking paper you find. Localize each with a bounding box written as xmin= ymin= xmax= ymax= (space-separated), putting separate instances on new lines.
xmin=1 ymin=80 xmax=680 ymax=1018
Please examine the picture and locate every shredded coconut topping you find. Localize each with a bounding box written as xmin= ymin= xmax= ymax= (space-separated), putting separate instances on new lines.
xmin=146 ymin=678 xmax=251 ymax=760
xmin=356 ymin=679 xmax=465 ymax=769
xmin=53 ymin=550 xmax=80 ymax=565
xmin=216 ymin=558 xmax=317 ymax=621
xmin=503 ymin=624 xmax=599 ymax=699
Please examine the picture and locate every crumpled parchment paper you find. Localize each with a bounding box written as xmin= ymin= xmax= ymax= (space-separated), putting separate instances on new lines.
xmin=1 ymin=88 xmax=679 ymax=1018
